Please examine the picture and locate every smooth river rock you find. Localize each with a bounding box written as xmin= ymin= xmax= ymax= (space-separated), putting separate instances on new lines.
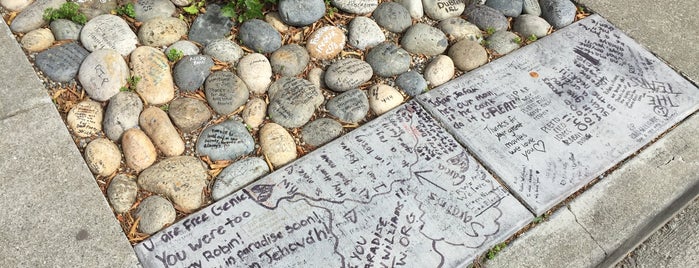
xmin=242 ymin=97 xmax=267 ymax=129
xmin=49 ymin=19 xmax=82 ymax=40
xmin=35 ymin=42 xmax=89 ymax=82
xmin=260 ymin=123 xmax=297 ymax=168
xmin=326 ymin=88 xmax=369 ymax=123
xmin=278 ymin=0 xmax=325 ymax=27
xmin=448 ymin=39 xmax=488 ymax=71
xmin=84 ymin=138 xmax=121 ymax=177
xmin=424 ymin=55 xmax=455 ymax=87
xmin=238 ymin=19 xmax=282 ymax=54
xmin=134 ymin=0 xmax=176 ymax=22
xmin=306 ymin=26 xmax=346 ymax=60
xmin=366 ymin=42 xmax=411 ymax=77
xmin=130 ymin=46 xmax=174 ymax=105
xmin=138 ymin=16 xmax=188 ymax=47
xmin=80 ymin=14 xmax=138 ymax=56
xmin=324 ymin=58 xmax=373 ymax=92
xmin=540 ymin=0 xmax=576 ymax=29
xmin=301 ymin=118 xmax=343 ymax=147
xmin=107 ymin=174 xmax=138 ymax=213
xmin=66 ymin=99 xmax=103 ymax=138
xmin=122 ymin=128 xmax=157 ymax=172
xmin=173 ymin=55 xmax=214 ymax=92
xmin=10 ymin=0 xmax=65 ymax=33
xmin=270 ymin=44 xmax=310 ymax=77
xmin=196 ymin=120 xmax=255 ymax=161
xmin=267 ymin=77 xmax=323 ymax=128
xmin=204 ymin=71 xmax=249 ymax=115
xmin=330 ymin=0 xmax=378 ymax=15
xmin=204 ymin=38 xmax=244 ymax=65
xmin=422 ymin=0 xmax=465 ymax=20
xmin=438 ymin=17 xmax=482 ymax=42
xmin=138 ymin=156 xmax=209 ymax=212
xmin=373 ymin=2 xmax=412 ymax=33
xmin=139 ymin=107 xmax=185 ymax=157
xmin=21 ymin=28 xmax=54 ymax=52
xmin=463 ymin=4 xmax=509 ymax=31
xmin=347 ymin=16 xmax=385 ymax=50
xmin=103 ymin=91 xmax=143 ymax=141
xmin=78 ymin=49 xmax=129 ymax=101
xmin=167 ymin=97 xmax=211 ymax=133
xmin=513 ymin=14 xmax=551 ymax=38
xmin=188 ymin=4 xmax=234 ymax=45
xmin=401 ymin=23 xmax=448 ymax=56
xmin=211 ymin=157 xmax=269 ymax=201
xmin=134 ymin=195 xmax=176 ymax=234
xmin=237 ymin=53 xmax=272 ymax=94
xmin=368 ymin=84 xmax=404 ymax=115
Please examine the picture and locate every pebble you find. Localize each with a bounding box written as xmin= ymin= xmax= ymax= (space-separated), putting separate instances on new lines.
xmin=270 ymin=44 xmax=309 ymax=77
xmin=204 ymin=71 xmax=249 ymax=115
xmin=395 ymin=71 xmax=428 ymax=96
xmin=485 ymin=0 xmax=523 ymax=17
xmin=170 ymin=0 xmax=191 ymax=6
xmin=324 ymin=58 xmax=373 ymax=92
xmin=373 ymin=2 xmax=412 ymax=33
xmin=138 ymin=156 xmax=209 ymax=212
xmin=326 ymin=89 xmax=369 ymax=123
xmin=259 ymin=123 xmax=297 ymax=168
xmin=308 ymin=67 xmax=326 ymax=90
xmin=306 ymin=26 xmax=346 ymax=60
xmin=84 ymin=138 xmax=121 ymax=177
xmin=173 ymin=55 xmax=214 ymax=92
xmin=204 ymin=39 xmax=244 ymax=65
xmin=302 ymin=118 xmax=343 ymax=147
xmin=513 ymin=14 xmax=551 ymax=38
xmin=463 ymin=4 xmax=508 ymax=31
xmin=267 ymin=77 xmax=323 ymax=128
xmin=35 ymin=42 xmax=88 ymax=82
xmin=237 ymin=53 xmax=272 ymax=94
xmin=107 ymin=174 xmax=138 ymax=213
xmin=103 ymin=92 xmax=143 ymax=141
xmin=438 ymin=17 xmax=482 ymax=42
xmin=368 ymin=84 xmax=404 ymax=115
xmin=10 ymin=0 xmax=65 ymax=33
xmin=134 ymin=195 xmax=175 ymax=234
xmin=278 ymin=0 xmax=325 ymax=27
xmin=188 ymin=4 xmax=234 ymax=46
xmin=140 ymin=107 xmax=185 ymax=157
xmin=395 ymin=0 xmax=423 ymax=19
xmin=448 ymin=39 xmax=488 ymax=71
xmin=49 ymin=19 xmax=82 ymax=40
xmin=196 ymin=119 xmax=255 ymax=161
xmin=366 ymin=42 xmax=411 ymax=77
xmin=487 ymin=30 xmax=521 ymax=55
xmin=122 ymin=128 xmax=157 ymax=172
xmin=424 ymin=55 xmax=454 ymax=87
xmin=347 ymin=16 xmax=385 ymax=50
xmin=242 ymin=97 xmax=267 ymax=129
xmin=165 ymin=40 xmax=200 ymax=58
xmin=540 ymin=0 xmax=576 ymax=29
xmin=0 ymin=0 xmax=32 ymax=11
xmin=138 ymin=16 xmax=188 ymax=47
xmin=330 ymin=0 xmax=378 ymax=15
xmin=80 ymin=14 xmax=138 ymax=56
xmin=522 ymin=0 xmax=541 ymax=16
xmin=130 ymin=46 xmax=174 ymax=105
xmin=211 ymin=157 xmax=269 ymax=201
xmin=265 ymin=12 xmax=289 ymax=33
xmin=238 ymin=19 xmax=282 ymax=54
xmin=78 ymin=49 xmax=129 ymax=101
xmin=423 ymin=0 xmax=465 ymax=21
xmin=167 ymin=97 xmax=211 ymax=133
xmin=401 ymin=23 xmax=448 ymax=56
xmin=67 ymin=100 xmax=103 ymax=138
xmin=134 ymin=0 xmax=176 ymax=22
xmin=74 ymin=0 xmax=116 ymax=19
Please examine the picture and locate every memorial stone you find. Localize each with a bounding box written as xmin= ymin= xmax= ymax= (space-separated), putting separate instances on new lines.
xmin=35 ymin=42 xmax=89 ymax=82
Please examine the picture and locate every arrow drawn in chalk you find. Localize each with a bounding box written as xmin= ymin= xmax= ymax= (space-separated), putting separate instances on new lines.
xmin=414 ymin=170 xmax=446 ymax=192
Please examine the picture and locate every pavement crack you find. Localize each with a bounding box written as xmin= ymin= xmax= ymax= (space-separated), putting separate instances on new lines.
xmin=566 ymin=204 xmax=609 ymax=257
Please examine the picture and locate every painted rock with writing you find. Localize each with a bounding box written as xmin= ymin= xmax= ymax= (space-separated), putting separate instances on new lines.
xmin=486 ymin=30 xmax=520 ymax=55
xmin=485 ymin=0 xmax=523 ymax=17
xmin=21 ymin=28 xmax=54 ymax=52
xmin=302 ymin=118 xmax=343 ymax=147
xmin=325 ymin=58 xmax=373 ymax=92
xmin=395 ymin=0 xmax=424 ymax=19
xmin=278 ymin=0 xmax=325 ymax=27
xmin=448 ymin=39 xmax=488 ymax=71
xmin=330 ymin=0 xmax=378 ymax=15
xmin=270 ymin=44 xmax=310 ymax=77
xmin=138 ymin=16 xmax=188 ymax=47
xmin=401 ymin=23 xmax=448 ymax=56
xmin=134 ymin=195 xmax=175 ymax=234
xmin=107 ymin=174 xmax=138 ymax=213
xmin=139 ymin=107 xmax=185 ymax=157
xmin=237 ymin=53 xmax=272 ymax=95
xmin=242 ymin=97 xmax=267 ymax=129
xmin=463 ymin=4 xmax=508 ymax=31
xmin=188 ymin=4 xmax=234 ymax=46
xmin=130 ymin=46 xmax=174 ymax=105
xmin=122 ymin=128 xmax=157 ymax=172
xmin=138 ymin=156 xmax=208 ymax=212
xmin=78 ymin=49 xmax=129 ymax=101
xmin=50 ymin=19 xmax=82 ymax=40
xmin=540 ymin=0 xmax=576 ymax=29
xmin=84 ymin=138 xmax=121 ymax=177
xmin=368 ymin=84 xmax=404 ymax=115
xmin=0 ymin=0 xmax=33 ymax=11
xmin=267 ymin=77 xmax=323 ymax=128
xmin=80 ymin=14 xmax=138 ymax=56
xmin=260 ymin=123 xmax=297 ymax=168
xmin=212 ymin=157 xmax=269 ymax=201
xmin=306 ymin=26 xmax=346 ymax=60
xmin=373 ymin=2 xmax=412 ymax=33
xmin=513 ymin=14 xmax=551 ymax=38
xmin=67 ymin=99 xmax=103 ymax=138
xmin=10 ymin=0 xmax=65 ymax=33
xmin=422 ymin=0 xmax=465 ymax=20
xmin=103 ymin=91 xmax=143 ymax=141
xmin=438 ymin=17 xmax=482 ymax=42
xmin=424 ymin=55 xmax=455 ymax=87
xmin=326 ymin=88 xmax=369 ymax=123
xmin=522 ymin=0 xmax=541 ymax=16
xmin=173 ymin=55 xmax=214 ymax=92
xmin=134 ymin=0 xmax=176 ymax=22
xmin=238 ymin=19 xmax=282 ymax=54
xmin=35 ymin=42 xmax=89 ymax=82
xmin=396 ymin=71 xmax=428 ymax=96
xmin=204 ymin=38 xmax=244 ymax=65
xmin=348 ymin=16 xmax=385 ymax=50
xmin=196 ymin=119 xmax=255 ymax=161
xmin=167 ymin=97 xmax=211 ymax=133
xmin=366 ymin=42 xmax=411 ymax=77
xmin=204 ymin=71 xmax=250 ymax=115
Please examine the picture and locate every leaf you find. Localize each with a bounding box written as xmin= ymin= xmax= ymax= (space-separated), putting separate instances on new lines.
xmin=220 ymin=3 xmax=237 ymax=18
xmin=183 ymin=4 xmax=200 ymax=15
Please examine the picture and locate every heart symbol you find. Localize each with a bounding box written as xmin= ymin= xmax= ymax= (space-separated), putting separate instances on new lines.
xmin=533 ymin=140 xmax=546 ymax=153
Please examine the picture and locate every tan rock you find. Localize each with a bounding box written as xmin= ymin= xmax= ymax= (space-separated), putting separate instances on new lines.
xmin=84 ymin=138 xmax=121 ymax=177
xmin=130 ymin=46 xmax=174 ymax=105
xmin=139 ymin=107 xmax=184 ymax=157
xmin=122 ymin=128 xmax=157 ymax=172
xmin=66 ymin=99 xmax=103 ymax=138
xmin=107 ymin=174 xmax=138 ymax=213
xmin=242 ymin=97 xmax=267 ymax=129
xmin=21 ymin=28 xmax=54 ymax=52
xmin=138 ymin=156 xmax=208 ymax=212
xmin=368 ymin=84 xmax=404 ymax=115
xmin=306 ymin=26 xmax=346 ymax=60
xmin=260 ymin=123 xmax=297 ymax=168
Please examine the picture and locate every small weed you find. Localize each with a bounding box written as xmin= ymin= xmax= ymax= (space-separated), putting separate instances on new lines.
xmin=167 ymin=48 xmax=184 ymax=62
xmin=527 ymin=34 xmax=538 ymax=42
xmin=532 ymin=214 xmax=548 ymax=224
xmin=221 ymin=0 xmax=278 ymax=23
xmin=325 ymin=0 xmax=338 ymax=17
xmin=480 ymin=39 xmax=490 ymax=46
xmin=43 ymin=2 xmax=88 ymax=24
xmin=160 ymin=104 xmax=169 ymax=112
xmin=512 ymin=36 xmax=522 ymax=45
xmin=245 ymin=124 xmax=252 ymax=132
xmin=486 ymin=242 xmax=507 ymax=260
xmin=183 ymin=1 xmax=205 ymax=15
xmin=121 ymin=76 xmax=141 ymax=92
xmin=115 ymin=2 xmax=136 ymax=18
xmin=485 ymin=27 xmax=496 ymax=36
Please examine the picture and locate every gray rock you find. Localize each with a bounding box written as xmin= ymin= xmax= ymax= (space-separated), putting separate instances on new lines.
xmin=138 ymin=16 xmax=188 ymax=47
xmin=513 ymin=14 xmax=551 ymax=38
xmin=134 ymin=195 xmax=175 ymax=234
xmin=395 ymin=0 xmax=423 ymax=19
xmin=10 ymin=0 xmax=65 ymax=33
xmin=134 ymin=0 xmax=176 ymax=22
xmin=49 ymin=19 xmax=82 ymax=40
xmin=35 ymin=42 xmax=88 ymax=82
xmin=173 ymin=55 xmax=214 ymax=92
xmin=107 ymin=174 xmax=138 ymax=213
xmin=211 ymin=157 xmax=269 ymax=201
xmin=348 ymin=16 xmax=385 ymax=50
xmin=464 ymin=4 xmax=508 ymax=31
xmin=540 ymin=0 xmax=576 ymax=29
xmin=168 ymin=97 xmax=211 ymax=133
xmin=80 ymin=14 xmax=138 ymax=56
xmin=270 ymin=44 xmax=310 ymax=76
xmin=522 ymin=0 xmax=541 ymax=16
xmin=330 ymin=0 xmax=377 ymax=15
xmin=308 ymin=67 xmax=326 ymax=90
xmin=401 ymin=23 xmax=448 ymax=56
xmin=84 ymin=138 xmax=121 ymax=177
xmin=103 ymin=91 xmax=143 ymax=141
xmin=268 ymin=77 xmax=323 ymax=128
xmin=1 ymin=0 xmax=32 ymax=11
xmin=438 ymin=17 xmax=482 ymax=42
xmin=138 ymin=156 xmax=209 ymax=212
xmin=301 ymin=118 xmax=343 ymax=147
xmin=78 ymin=49 xmax=129 ymax=101
xmin=188 ymin=4 xmax=234 ymax=46
xmin=373 ymin=2 xmax=412 ymax=33
xmin=396 ymin=71 xmax=428 ymax=96
xmin=204 ymin=71 xmax=249 ymax=115
xmin=424 ymin=55 xmax=455 ymax=87
xmin=238 ymin=19 xmax=282 ymax=54
xmin=324 ymin=58 xmax=373 ymax=92
xmin=486 ymin=30 xmax=521 ymax=55
xmin=485 ymin=0 xmax=523 ymax=17
xmin=448 ymin=39 xmax=488 ymax=71
xmin=204 ymin=38 xmax=244 ymax=65
xmin=366 ymin=42 xmax=411 ymax=77
xmin=74 ymin=0 xmax=116 ymax=19
xmin=196 ymin=120 xmax=255 ymax=161
xmin=166 ymin=40 xmax=200 ymax=58
xmin=237 ymin=53 xmax=272 ymax=94
xmin=130 ymin=46 xmax=175 ymax=105
xmin=326 ymin=89 xmax=369 ymax=123
xmin=423 ymin=0 xmax=465 ymax=21
xmin=278 ymin=0 xmax=325 ymax=26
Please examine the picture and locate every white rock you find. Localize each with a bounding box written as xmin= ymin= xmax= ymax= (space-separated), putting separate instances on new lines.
xmin=424 ymin=55 xmax=455 ymax=87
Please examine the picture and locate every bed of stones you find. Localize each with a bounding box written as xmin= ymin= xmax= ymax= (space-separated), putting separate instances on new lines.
xmin=1 ymin=0 xmax=587 ymax=243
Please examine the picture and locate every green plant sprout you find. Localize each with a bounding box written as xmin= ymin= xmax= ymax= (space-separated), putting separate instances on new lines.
xmin=120 ymin=76 xmax=141 ymax=92
xmin=221 ymin=0 xmax=278 ymax=23
xmin=183 ymin=1 xmax=206 ymax=15
xmin=115 ymin=2 xmax=136 ymax=18
xmin=512 ymin=36 xmax=522 ymax=45
xmin=43 ymin=2 xmax=88 ymax=25
xmin=527 ymin=34 xmax=538 ymax=42
xmin=166 ymin=48 xmax=184 ymax=62
xmin=486 ymin=242 xmax=507 ymax=260
xmin=485 ymin=27 xmax=496 ymax=36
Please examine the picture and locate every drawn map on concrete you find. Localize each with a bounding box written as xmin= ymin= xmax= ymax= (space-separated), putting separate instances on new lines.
xmin=135 ymin=101 xmax=533 ymax=268
xmin=418 ymin=14 xmax=699 ymax=215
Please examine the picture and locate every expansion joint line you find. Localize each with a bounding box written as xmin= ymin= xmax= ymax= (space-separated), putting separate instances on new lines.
xmin=566 ymin=204 xmax=609 ymax=257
